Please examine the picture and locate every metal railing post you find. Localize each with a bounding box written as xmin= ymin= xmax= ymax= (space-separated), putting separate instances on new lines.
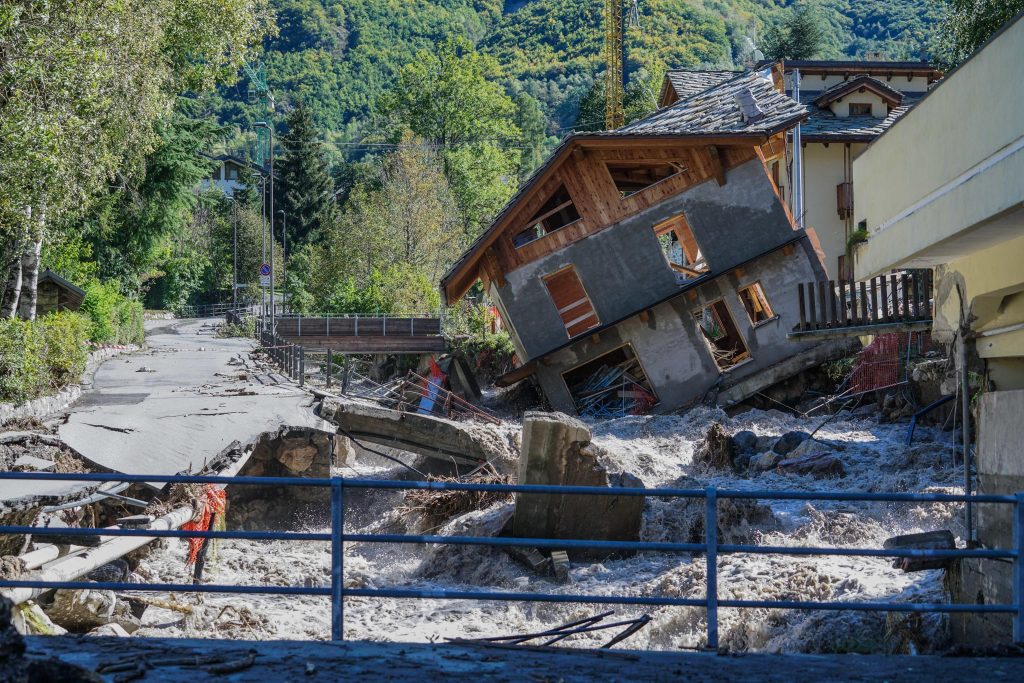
xmin=1015 ymin=493 xmax=1024 ymax=644
xmin=326 ymin=349 xmax=332 ymax=387
xmin=705 ymin=486 xmax=719 ymax=651
xmin=299 ymin=347 xmax=305 ymax=387
xmin=331 ymin=476 xmax=345 ymax=641
xmin=383 ymin=315 xmax=387 ymax=336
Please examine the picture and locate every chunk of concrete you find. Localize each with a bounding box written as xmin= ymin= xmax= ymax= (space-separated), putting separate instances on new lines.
xmin=86 ymin=623 xmax=130 ymax=637
xmin=512 ymin=412 xmax=644 ymax=559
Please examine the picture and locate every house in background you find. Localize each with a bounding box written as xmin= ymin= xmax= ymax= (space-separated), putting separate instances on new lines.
xmin=35 ymin=270 xmax=86 ymax=316
xmin=660 ymin=59 xmax=942 ymax=279
xmin=200 ymin=153 xmax=259 ymax=198
xmin=442 ymin=67 xmax=850 ymax=416
xmin=850 ymin=13 xmax=1024 ymax=645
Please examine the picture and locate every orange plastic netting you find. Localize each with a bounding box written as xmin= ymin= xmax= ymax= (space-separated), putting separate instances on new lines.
xmin=181 ymin=485 xmax=227 ymax=567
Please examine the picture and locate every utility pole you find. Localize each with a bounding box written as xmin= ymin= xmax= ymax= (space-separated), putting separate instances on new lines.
xmin=230 ymin=197 xmax=237 ymax=311
xmin=255 ymin=122 xmax=275 ymax=332
xmin=277 ymin=209 xmax=287 ymax=315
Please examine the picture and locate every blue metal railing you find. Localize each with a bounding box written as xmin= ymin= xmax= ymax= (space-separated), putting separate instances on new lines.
xmin=1 ymin=471 xmax=1022 ymax=648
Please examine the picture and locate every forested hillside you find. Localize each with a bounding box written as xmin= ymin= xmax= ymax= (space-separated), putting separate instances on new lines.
xmin=202 ymin=0 xmax=942 ymax=139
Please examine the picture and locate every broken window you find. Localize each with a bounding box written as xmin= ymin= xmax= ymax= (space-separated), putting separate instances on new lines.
xmin=737 ymin=282 xmax=775 ymax=325
xmin=849 ymin=102 xmax=872 ymax=117
xmin=606 ymin=161 xmax=687 ymax=197
xmin=543 ymin=266 xmax=599 ymax=338
xmin=562 ymin=344 xmax=657 ymax=418
xmin=653 ymin=214 xmax=708 ymax=280
xmin=511 ymin=184 xmax=581 ymax=248
xmin=693 ymin=300 xmax=750 ymax=370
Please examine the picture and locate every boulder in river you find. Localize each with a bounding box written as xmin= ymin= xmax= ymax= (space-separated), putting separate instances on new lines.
xmin=772 ymin=430 xmax=811 ymax=455
xmin=776 ymin=452 xmax=846 ymax=478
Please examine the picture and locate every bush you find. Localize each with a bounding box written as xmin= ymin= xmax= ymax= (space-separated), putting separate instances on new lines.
xmin=81 ymin=279 xmax=145 ymax=345
xmin=0 ymin=312 xmax=91 ymax=403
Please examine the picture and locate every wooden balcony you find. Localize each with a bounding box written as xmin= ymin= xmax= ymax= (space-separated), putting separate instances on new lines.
xmin=788 ymin=270 xmax=933 ymax=340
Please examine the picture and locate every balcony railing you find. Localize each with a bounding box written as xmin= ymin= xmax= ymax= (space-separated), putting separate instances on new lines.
xmin=790 ymin=270 xmax=933 ymax=339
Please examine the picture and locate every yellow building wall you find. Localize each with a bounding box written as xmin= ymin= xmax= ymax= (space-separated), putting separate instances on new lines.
xmin=852 ymin=17 xmax=1024 ymax=279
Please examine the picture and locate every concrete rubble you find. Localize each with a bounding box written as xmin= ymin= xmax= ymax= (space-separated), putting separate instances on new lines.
xmin=512 ymin=412 xmax=644 ymax=559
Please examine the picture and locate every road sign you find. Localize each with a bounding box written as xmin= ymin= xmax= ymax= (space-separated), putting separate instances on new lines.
xmin=259 ymin=275 xmax=271 ymax=287
xmin=259 ymin=262 xmax=271 ymax=277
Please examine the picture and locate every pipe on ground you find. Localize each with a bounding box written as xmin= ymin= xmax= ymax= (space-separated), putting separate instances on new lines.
xmin=5 ymin=505 xmax=195 ymax=605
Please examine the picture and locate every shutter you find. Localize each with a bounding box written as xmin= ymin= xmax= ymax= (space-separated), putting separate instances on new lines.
xmin=544 ymin=267 xmax=599 ymax=338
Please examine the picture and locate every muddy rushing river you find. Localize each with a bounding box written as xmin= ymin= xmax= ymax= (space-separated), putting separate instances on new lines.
xmin=133 ymin=406 xmax=964 ymax=653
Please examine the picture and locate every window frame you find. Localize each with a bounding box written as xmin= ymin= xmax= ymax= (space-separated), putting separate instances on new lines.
xmin=737 ymin=281 xmax=777 ymax=327
xmin=848 ymin=102 xmax=873 ymax=117
xmin=542 ymin=265 xmax=600 ymax=339
xmin=604 ymin=160 xmax=688 ymax=199
xmin=511 ymin=184 xmax=582 ymax=249
xmin=653 ymin=213 xmax=708 ymax=279
xmin=692 ymin=298 xmax=753 ymax=371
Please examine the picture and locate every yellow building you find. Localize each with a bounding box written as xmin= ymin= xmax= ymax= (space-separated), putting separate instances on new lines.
xmin=660 ymin=60 xmax=941 ymax=279
xmin=852 ymin=13 xmax=1024 ymax=645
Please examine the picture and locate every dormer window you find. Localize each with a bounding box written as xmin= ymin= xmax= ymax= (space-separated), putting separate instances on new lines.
xmin=849 ymin=102 xmax=872 ymax=117
xmin=512 ymin=184 xmax=581 ymax=248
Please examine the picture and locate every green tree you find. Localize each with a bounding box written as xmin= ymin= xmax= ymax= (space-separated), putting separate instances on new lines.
xmin=379 ymin=36 xmax=520 ymax=237
xmin=0 ymin=0 xmax=272 ymax=319
xmin=762 ymin=1 xmax=828 ymax=60
xmin=513 ymin=91 xmax=549 ymax=180
xmin=935 ymin=0 xmax=1024 ymax=67
xmin=278 ymin=101 xmax=337 ymax=246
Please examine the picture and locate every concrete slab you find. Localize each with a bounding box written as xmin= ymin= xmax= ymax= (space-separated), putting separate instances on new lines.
xmin=21 ymin=635 xmax=1024 ymax=682
xmin=59 ymin=319 xmax=328 ymax=483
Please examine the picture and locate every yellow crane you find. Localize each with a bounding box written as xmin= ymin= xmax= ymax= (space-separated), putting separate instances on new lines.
xmin=604 ymin=0 xmax=642 ymax=130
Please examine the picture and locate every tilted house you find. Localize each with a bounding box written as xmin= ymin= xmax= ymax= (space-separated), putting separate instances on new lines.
xmin=660 ymin=60 xmax=942 ymax=279
xmin=441 ymin=66 xmax=848 ymax=416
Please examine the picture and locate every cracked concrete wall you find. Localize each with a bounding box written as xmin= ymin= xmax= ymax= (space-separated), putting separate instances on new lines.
xmin=492 ymin=159 xmax=800 ymax=361
xmin=533 ymin=241 xmax=831 ymax=413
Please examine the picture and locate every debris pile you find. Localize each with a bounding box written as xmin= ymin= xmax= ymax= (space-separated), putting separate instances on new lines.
xmin=402 ymin=470 xmax=513 ymax=528
xmin=568 ymin=358 xmax=656 ymax=418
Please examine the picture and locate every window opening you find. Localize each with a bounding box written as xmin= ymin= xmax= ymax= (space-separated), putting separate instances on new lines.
xmin=849 ymin=102 xmax=872 ymax=117
xmin=654 ymin=214 xmax=708 ymax=281
xmin=606 ymin=161 xmax=687 ymax=197
xmin=543 ymin=266 xmax=599 ymax=338
xmin=738 ymin=282 xmax=775 ymax=325
xmin=562 ymin=344 xmax=657 ymax=418
xmin=694 ymin=300 xmax=750 ymax=369
xmin=511 ymin=184 xmax=581 ymax=248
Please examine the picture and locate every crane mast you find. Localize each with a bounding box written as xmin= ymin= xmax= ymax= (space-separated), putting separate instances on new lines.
xmin=604 ymin=1 xmax=641 ymax=130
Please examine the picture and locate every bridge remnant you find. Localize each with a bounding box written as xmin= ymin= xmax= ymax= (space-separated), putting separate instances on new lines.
xmin=512 ymin=412 xmax=644 ymax=558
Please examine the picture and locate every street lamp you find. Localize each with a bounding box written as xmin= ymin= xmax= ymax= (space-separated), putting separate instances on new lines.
xmin=254 ymin=122 xmax=274 ymax=331
xmin=277 ymin=209 xmax=286 ymax=314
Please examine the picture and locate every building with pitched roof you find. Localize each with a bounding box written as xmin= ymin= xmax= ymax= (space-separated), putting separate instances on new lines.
xmin=661 ymin=60 xmax=942 ymax=279
xmin=442 ymin=65 xmax=851 ymax=416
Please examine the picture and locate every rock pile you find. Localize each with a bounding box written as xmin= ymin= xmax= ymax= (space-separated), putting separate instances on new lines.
xmin=696 ymin=424 xmax=846 ymax=479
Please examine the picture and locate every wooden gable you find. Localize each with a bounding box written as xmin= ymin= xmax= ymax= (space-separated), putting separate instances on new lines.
xmin=486 ymin=142 xmax=758 ymax=279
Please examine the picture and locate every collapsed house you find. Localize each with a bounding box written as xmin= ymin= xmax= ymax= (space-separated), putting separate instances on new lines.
xmin=440 ymin=65 xmax=850 ymax=416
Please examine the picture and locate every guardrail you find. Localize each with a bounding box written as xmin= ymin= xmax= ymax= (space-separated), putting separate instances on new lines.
xmin=1 ymin=471 xmax=1021 ymax=648
xmin=274 ymin=314 xmax=443 ymax=338
xmin=792 ymin=270 xmax=932 ymax=337
xmin=254 ymin=317 xmax=306 ymax=387
xmin=178 ymin=302 xmax=240 ymax=319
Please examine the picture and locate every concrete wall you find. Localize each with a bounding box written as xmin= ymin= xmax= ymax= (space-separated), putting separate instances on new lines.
xmin=493 ymin=159 xmax=799 ymax=361
xmin=852 ymin=16 xmax=1024 ymax=279
xmin=534 ymin=239 xmax=826 ymax=413
xmin=952 ymin=389 xmax=1024 ymax=645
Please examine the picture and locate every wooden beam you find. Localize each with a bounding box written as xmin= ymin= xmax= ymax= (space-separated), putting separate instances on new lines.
xmin=707 ymin=145 xmax=727 ymax=186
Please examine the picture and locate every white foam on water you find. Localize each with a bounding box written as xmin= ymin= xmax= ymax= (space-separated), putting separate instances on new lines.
xmin=134 ymin=407 xmax=964 ymax=653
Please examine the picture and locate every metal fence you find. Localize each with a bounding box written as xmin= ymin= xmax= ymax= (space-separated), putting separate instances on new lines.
xmin=2 ymin=471 xmax=1021 ymax=648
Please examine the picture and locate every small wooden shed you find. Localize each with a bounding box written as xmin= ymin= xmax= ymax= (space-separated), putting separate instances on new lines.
xmin=36 ymin=270 xmax=86 ymax=315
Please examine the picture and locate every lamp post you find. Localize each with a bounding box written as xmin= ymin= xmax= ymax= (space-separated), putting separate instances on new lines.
xmin=228 ymin=196 xmax=237 ymax=311
xmin=254 ymin=122 xmax=275 ymax=331
xmin=277 ymin=209 xmax=286 ymax=314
